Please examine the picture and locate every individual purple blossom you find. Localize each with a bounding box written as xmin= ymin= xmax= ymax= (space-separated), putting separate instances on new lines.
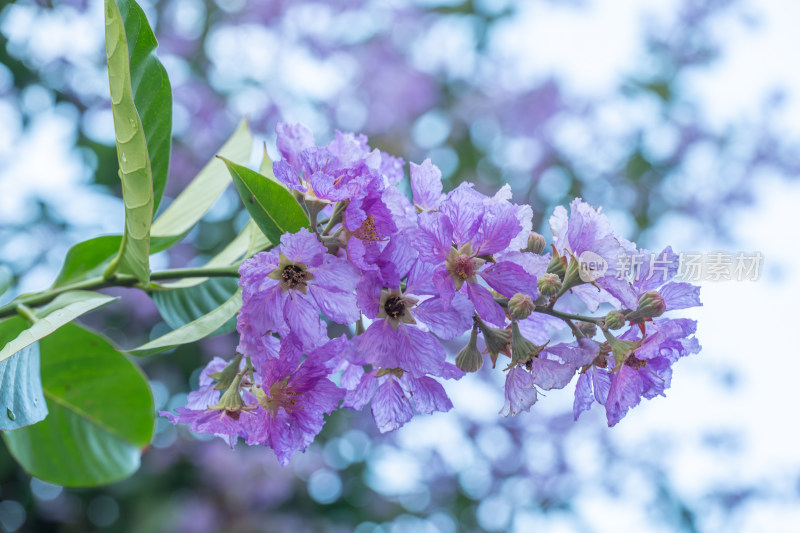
xmin=501 ymin=340 xmax=597 ymax=416
xmin=240 ymin=335 xmax=346 ymax=465
xmin=237 ymin=228 xmax=360 ymax=350
xmin=414 ymin=183 xmax=537 ymax=326
xmin=161 ymin=357 xmax=246 ymax=447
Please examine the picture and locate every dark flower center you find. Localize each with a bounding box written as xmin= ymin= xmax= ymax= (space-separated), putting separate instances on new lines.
xmin=452 ymin=254 xmax=476 ymax=280
xmin=384 ymin=295 xmax=406 ymax=319
xmin=625 ymin=356 xmax=646 ymax=370
xmin=282 ymin=265 xmax=306 ymax=289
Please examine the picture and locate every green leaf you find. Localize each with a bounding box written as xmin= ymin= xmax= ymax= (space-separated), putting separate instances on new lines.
xmin=3 ymin=323 xmax=154 ymax=487
xmin=0 ymin=265 xmax=12 ymax=297
xmin=151 ymin=119 xmax=252 ymax=246
xmin=220 ymin=158 xmax=310 ymax=244
xmin=0 ymin=318 xmax=48 ymax=430
xmin=0 ymin=291 xmax=117 ymax=365
xmin=131 ymin=288 xmax=242 ymax=356
xmin=104 ymin=0 xmax=157 ymax=284
xmin=51 ymin=236 xmax=122 ymax=288
xmin=152 ymin=277 xmax=240 ymax=333
xmin=117 ymin=0 xmax=172 ymax=213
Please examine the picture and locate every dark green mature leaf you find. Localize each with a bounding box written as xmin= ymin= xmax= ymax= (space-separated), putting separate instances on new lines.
xmin=132 ymin=288 xmax=242 ymax=356
xmin=3 ymin=324 xmax=154 ymax=486
xmin=117 ymin=0 xmax=172 ymax=213
xmin=152 ymin=277 xmax=240 ymax=333
xmin=0 ymin=291 xmax=117 ymax=365
xmin=220 ymin=158 xmax=310 ymax=244
xmin=0 ymin=318 xmax=48 ymax=430
xmin=151 ymin=119 xmax=252 ymax=245
xmin=104 ymin=0 xmax=157 ymax=284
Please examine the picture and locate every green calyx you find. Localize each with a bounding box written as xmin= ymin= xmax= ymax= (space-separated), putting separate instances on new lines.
xmin=210 ymin=353 xmax=243 ymax=391
xmin=602 ymin=329 xmax=643 ymax=370
xmin=210 ymin=373 xmax=248 ymax=413
xmin=456 ymin=324 xmax=483 ymax=373
xmin=510 ymin=321 xmax=546 ymax=365
xmin=475 ymin=315 xmax=511 ymax=367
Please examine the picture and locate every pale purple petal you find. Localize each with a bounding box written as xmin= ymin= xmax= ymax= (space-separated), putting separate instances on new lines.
xmin=605 ymin=365 xmax=643 ymax=426
xmin=283 ymin=292 xmax=326 ymax=349
xmin=414 ymin=212 xmax=454 ymax=264
xmin=530 ymin=358 xmax=575 ymax=390
xmin=660 ymin=282 xmax=702 ymax=310
xmin=412 ymin=293 xmax=473 ymax=340
xmin=311 ymin=285 xmax=360 ymax=324
xmin=573 ymin=372 xmax=594 ymax=420
xmin=473 ymin=201 xmax=522 ymax=255
xmin=467 ymin=282 xmax=506 ymax=326
xmin=500 ymin=366 xmax=537 ymax=416
xmin=406 ymin=375 xmax=453 ymax=414
xmin=410 ymin=159 xmax=444 ymax=211
xmin=344 ymin=369 xmax=377 ymax=410
xmin=371 ymin=376 xmax=414 ymax=433
xmin=479 ymin=261 xmax=537 ymax=299
xmin=276 ymin=122 xmax=315 ymax=169
xmin=440 ymin=183 xmax=484 ymax=246
xmin=280 ymin=228 xmax=326 ymax=267
xmin=433 ymin=266 xmax=456 ymax=307
xmin=356 ymin=270 xmax=383 ymax=318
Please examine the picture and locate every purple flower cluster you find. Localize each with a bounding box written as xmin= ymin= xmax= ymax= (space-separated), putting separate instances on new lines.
xmin=163 ymin=124 xmax=702 ymax=463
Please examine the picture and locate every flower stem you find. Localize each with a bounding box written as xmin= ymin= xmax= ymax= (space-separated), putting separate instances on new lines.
xmin=0 ymin=265 xmax=240 ymax=320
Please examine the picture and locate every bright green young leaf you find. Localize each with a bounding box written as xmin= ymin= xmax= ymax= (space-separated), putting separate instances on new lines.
xmin=131 ymin=288 xmax=242 ymax=356
xmin=3 ymin=323 xmax=154 ymax=487
xmin=0 ymin=318 xmax=48 ymax=430
xmin=0 ymin=265 xmax=12 ymax=297
xmin=152 ymin=277 xmax=240 ymax=333
xmin=104 ymin=0 xmax=155 ymax=284
xmin=151 ymin=119 xmax=252 ymax=246
xmin=0 ymin=291 xmax=117 ymax=364
xmin=116 ymin=0 xmax=172 ymax=213
xmin=220 ymin=157 xmax=310 ymax=244
xmin=51 ymin=236 xmax=123 ymax=288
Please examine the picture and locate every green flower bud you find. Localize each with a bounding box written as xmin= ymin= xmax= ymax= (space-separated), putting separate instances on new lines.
xmin=604 ymin=310 xmax=627 ymax=330
xmin=475 ymin=316 xmax=512 ymax=367
xmin=524 ymin=232 xmax=547 ymax=254
xmin=578 ymin=321 xmax=598 ymax=338
xmin=627 ymin=290 xmax=666 ymax=320
xmin=508 ymin=293 xmax=534 ymax=320
xmin=510 ymin=322 xmax=546 ymax=365
xmin=210 ymin=353 xmax=243 ymax=391
xmin=456 ymin=325 xmax=483 ymax=373
xmin=546 ymin=253 xmax=567 ymax=277
xmin=537 ymin=273 xmax=562 ymax=298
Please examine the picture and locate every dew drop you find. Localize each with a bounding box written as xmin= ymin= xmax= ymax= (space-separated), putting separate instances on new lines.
xmin=129 ymin=118 xmax=136 ymax=129
xmin=121 ymin=153 xmax=127 ymax=163
xmin=7 ymin=408 xmax=15 ymax=421
xmin=32 ymin=397 xmax=38 ymax=406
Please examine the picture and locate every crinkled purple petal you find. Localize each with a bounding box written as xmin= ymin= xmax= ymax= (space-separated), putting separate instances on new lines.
xmin=406 ymin=375 xmax=452 ymax=414
xmin=280 ymin=228 xmax=326 ymax=267
xmin=440 ymin=183 xmax=484 ymax=246
xmin=500 ymin=366 xmax=537 ymax=416
xmin=530 ymin=357 xmax=575 ymax=390
xmin=473 ymin=200 xmax=522 ymax=255
xmin=605 ymin=364 xmax=643 ymax=426
xmin=479 ymin=261 xmax=537 ymax=299
xmin=573 ymin=372 xmax=594 ymax=420
xmin=276 ymin=122 xmax=315 ymax=169
xmin=414 ymin=212 xmax=454 ymax=264
xmin=283 ymin=292 xmax=326 ymax=350
xmin=433 ymin=266 xmax=457 ymax=307
xmin=467 ymin=282 xmax=506 ymax=326
xmin=371 ymin=376 xmax=415 ymax=433
xmin=660 ymin=282 xmax=702 ymax=310
xmin=410 ymin=159 xmax=444 ymax=211
xmin=412 ymin=293 xmax=473 ymax=340
xmin=344 ymin=369 xmax=377 ymax=410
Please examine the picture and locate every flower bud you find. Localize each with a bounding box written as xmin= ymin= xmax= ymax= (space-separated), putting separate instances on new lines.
xmin=508 ymin=293 xmax=534 ymax=320
xmin=524 ymin=232 xmax=547 ymax=254
xmin=546 ymin=254 xmax=566 ymax=277
xmin=578 ymin=321 xmax=597 ymax=338
xmin=210 ymin=354 xmax=243 ymax=391
xmin=510 ymin=322 xmax=546 ymax=365
xmin=456 ymin=325 xmax=483 ymax=373
xmin=604 ymin=310 xmax=627 ymax=330
xmin=475 ymin=316 xmax=511 ymax=367
xmin=537 ymin=273 xmax=562 ymax=298
xmin=627 ymin=290 xmax=666 ymax=320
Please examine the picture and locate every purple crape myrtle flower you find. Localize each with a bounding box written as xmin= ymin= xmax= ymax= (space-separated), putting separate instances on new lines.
xmin=238 ymin=228 xmax=360 ymax=350
xmin=241 ymin=335 xmax=346 ymax=465
xmin=549 ymin=198 xmax=636 ymax=311
xmin=161 ymin=357 xmax=248 ymax=447
xmin=414 ymin=182 xmax=538 ymax=326
xmin=501 ymin=340 xmax=598 ymax=416
xmin=574 ymin=317 xmax=701 ymax=426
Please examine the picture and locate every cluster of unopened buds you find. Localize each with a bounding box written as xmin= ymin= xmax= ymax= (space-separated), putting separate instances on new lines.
xmin=164 ymin=123 xmax=702 ymax=465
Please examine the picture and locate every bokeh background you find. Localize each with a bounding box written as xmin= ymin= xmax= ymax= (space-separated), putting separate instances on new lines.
xmin=1 ymin=0 xmax=799 ymax=531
